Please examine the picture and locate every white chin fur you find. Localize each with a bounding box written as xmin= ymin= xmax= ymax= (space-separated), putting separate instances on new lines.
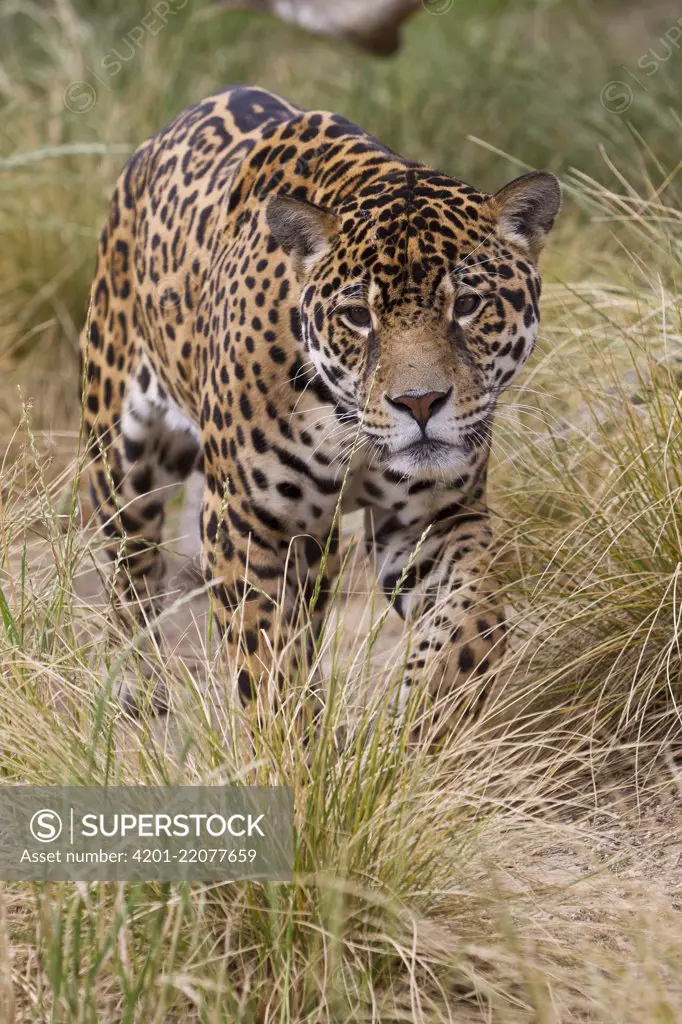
xmin=385 ymin=443 xmax=471 ymax=480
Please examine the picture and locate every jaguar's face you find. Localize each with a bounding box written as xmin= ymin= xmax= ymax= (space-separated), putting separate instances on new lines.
xmin=268 ymin=169 xmax=560 ymax=479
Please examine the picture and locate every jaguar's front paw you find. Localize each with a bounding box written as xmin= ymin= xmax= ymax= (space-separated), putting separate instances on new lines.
xmin=106 ymin=661 xmax=170 ymax=720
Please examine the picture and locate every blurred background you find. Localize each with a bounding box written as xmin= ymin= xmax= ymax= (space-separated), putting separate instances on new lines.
xmin=1 ymin=0 xmax=681 ymax=441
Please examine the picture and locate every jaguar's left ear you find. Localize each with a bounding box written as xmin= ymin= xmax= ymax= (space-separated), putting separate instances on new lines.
xmin=266 ymin=195 xmax=339 ymax=277
xmin=489 ymin=171 xmax=561 ymax=262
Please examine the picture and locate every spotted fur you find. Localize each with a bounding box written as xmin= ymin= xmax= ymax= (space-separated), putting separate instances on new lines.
xmin=80 ymin=85 xmax=560 ymax=728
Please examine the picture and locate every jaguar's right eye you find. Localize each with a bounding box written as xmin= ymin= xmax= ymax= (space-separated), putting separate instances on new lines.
xmin=341 ymin=306 xmax=372 ymax=330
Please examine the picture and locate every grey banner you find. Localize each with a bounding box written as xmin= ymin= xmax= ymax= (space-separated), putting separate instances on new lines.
xmin=0 ymin=786 xmax=293 ymax=881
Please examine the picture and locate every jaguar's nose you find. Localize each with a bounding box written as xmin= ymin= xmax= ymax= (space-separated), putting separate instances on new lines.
xmin=386 ymin=388 xmax=451 ymax=430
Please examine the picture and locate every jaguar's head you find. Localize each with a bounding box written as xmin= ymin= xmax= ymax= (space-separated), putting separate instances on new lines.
xmin=267 ymin=167 xmax=560 ymax=479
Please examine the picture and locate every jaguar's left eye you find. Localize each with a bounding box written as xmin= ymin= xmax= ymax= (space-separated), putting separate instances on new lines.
xmin=342 ymin=305 xmax=372 ymax=329
xmin=454 ymin=293 xmax=482 ymax=318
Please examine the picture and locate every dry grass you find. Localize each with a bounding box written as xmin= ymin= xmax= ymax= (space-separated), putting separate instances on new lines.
xmin=1 ymin=0 xmax=682 ymax=1019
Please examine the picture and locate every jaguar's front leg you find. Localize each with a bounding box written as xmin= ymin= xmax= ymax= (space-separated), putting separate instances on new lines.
xmin=200 ymin=472 xmax=339 ymax=721
xmin=373 ymin=506 xmax=507 ymax=739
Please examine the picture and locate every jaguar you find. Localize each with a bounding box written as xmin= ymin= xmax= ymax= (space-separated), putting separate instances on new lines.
xmin=80 ymin=85 xmax=560 ymax=729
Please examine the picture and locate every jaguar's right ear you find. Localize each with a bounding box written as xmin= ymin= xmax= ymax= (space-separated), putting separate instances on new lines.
xmin=266 ymin=195 xmax=338 ymax=276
